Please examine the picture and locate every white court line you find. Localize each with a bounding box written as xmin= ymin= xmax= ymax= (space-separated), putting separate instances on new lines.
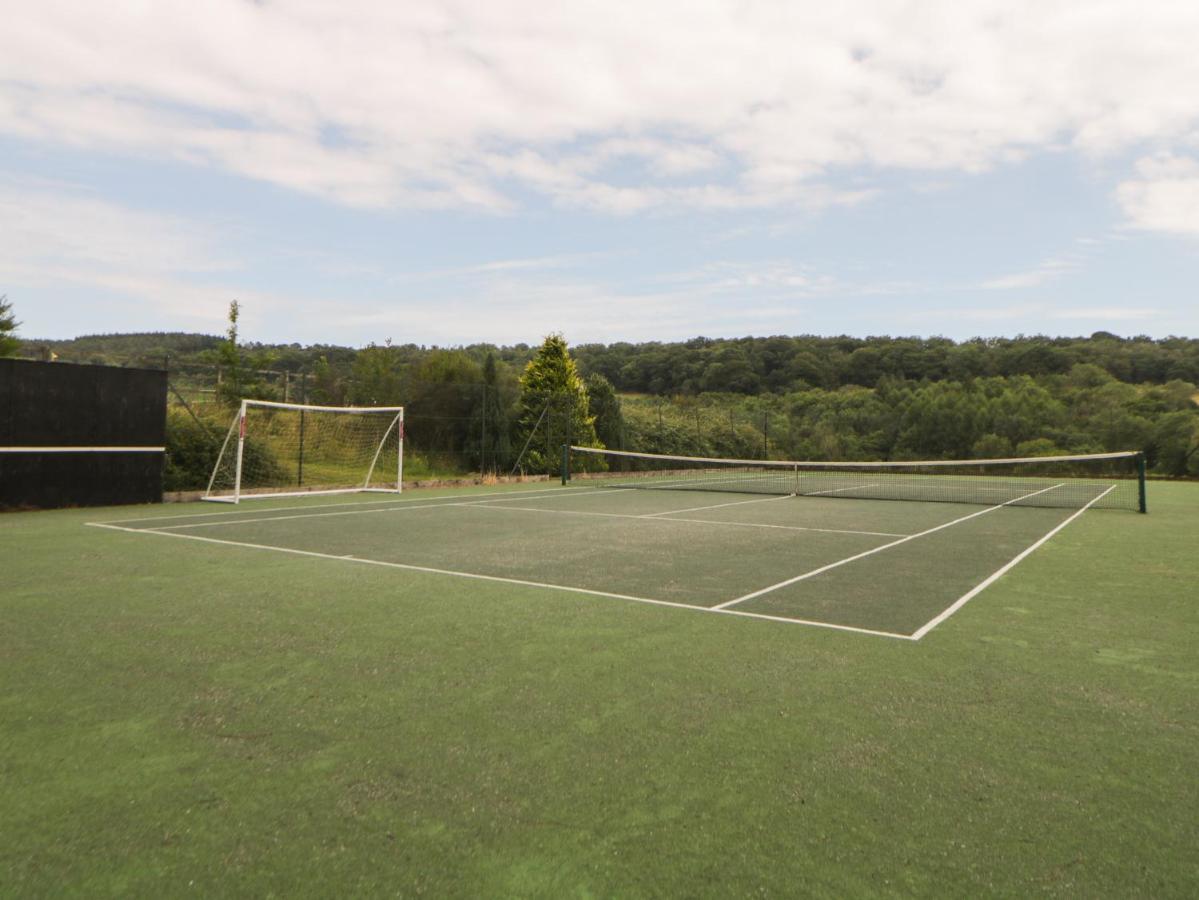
xmin=594 ymin=474 xmax=769 ymax=492
xmin=712 ymin=482 xmax=1067 ymax=610
xmin=84 ymin=522 xmax=914 ymax=640
xmin=0 ymin=445 xmax=165 ymax=453
xmin=804 ymin=482 xmax=882 ymax=496
xmin=107 ymin=488 xmax=636 ymax=530
xmin=458 ymin=501 xmax=908 ymax=538
xmin=909 ymin=486 xmax=1117 ymax=640
xmin=640 ymin=494 xmax=793 ymax=517
xmin=133 ymin=488 xmax=901 ymax=538
xmin=104 ymin=485 xmax=605 ymax=524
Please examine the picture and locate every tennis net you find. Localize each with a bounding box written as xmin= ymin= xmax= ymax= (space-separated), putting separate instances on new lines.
xmin=565 ymin=446 xmax=1146 ymax=512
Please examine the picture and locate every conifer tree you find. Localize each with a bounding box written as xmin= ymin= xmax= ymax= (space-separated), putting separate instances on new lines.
xmin=514 ymin=334 xmax=600 ymax=473
xmin=0 ymin=295 xmax=20 ymax=357
xmin=585 ymin=372 xmax=625 ymax=450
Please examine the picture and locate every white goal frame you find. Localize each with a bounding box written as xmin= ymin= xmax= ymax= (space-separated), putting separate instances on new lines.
xmin=203 ymin=400 xmax=404 ymax=503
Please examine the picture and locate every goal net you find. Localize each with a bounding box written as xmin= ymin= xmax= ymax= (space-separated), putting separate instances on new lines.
xmin=204 ymin=400 xmax=404 ymax=503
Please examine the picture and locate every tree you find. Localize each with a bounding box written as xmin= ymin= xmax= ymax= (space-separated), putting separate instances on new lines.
xmin=1149 ymin=411 xmax=1199 ymax=475
xmin=308 ymin=354 xmax=348 ymax=405
xmin=212 ymin=300 xmax=279 ymax=403
xmin=585 ymin=373 xmax=625 ymax=450
xmin=478 ymin=352 xmax=513 ymax=472
xmin=348 ymin=341 xmax=403 ymax=405
xmin=215 ymin=300 xmax=247 ymax=404
xmin=972 ymin=433 xmax=1014 ymax=459
xmin=513 ymin=334 xmax=600 ymax=474
xmin=0 ymin=295 xmax=19 ymax=357
xmin=405 ymin=350 xmax=482 ymax=467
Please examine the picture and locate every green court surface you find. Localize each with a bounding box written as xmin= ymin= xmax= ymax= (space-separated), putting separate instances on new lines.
xmin=94 ymin=484 xmax=1121 ymax=638
xmin=2 ymin=480 xmax=1197 ymax=895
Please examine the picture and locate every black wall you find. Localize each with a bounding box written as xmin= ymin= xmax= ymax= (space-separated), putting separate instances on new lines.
xmin=0 ymin=359 xmax=167 ymax=509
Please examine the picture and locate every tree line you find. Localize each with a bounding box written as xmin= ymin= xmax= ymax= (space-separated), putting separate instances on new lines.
xmin=573 ymin=333 xmax=1199 ymax=395
xmin=617 ymin=371 xmax=1198 ymax=476
xmin=15 ymin=324 xmax=1199 ymax=481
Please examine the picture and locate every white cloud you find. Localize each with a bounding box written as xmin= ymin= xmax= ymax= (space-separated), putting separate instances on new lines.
xmin=3 ymin=1 xmax=1199 ymax=213
xmin=1049 ymin=306 xmax=1157 ymax=321
xmin=0 ymin=181 xmax=234 ymax=276
xmin=667 ymin=261 xmax=833 ymax=294
xmin=1116 ymin=154 xmax=1199 ymax=237
xmin=980 ymin=257 xmax=1080 ymax=290
xmin=920 ymin=303 xmax=1157 ymax=325
xmin=0 ymin=182 xmax=289 ymax=333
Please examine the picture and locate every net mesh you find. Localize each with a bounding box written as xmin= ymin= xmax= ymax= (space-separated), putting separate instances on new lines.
xmin=567 ymin=446 xmax=1144 ymax=511
xmin=206 ymin=402 xmax=402 ymax=500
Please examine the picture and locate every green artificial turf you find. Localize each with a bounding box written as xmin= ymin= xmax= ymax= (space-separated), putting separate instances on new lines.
xmin=1 ymin=481 xmax=1196 ymax=896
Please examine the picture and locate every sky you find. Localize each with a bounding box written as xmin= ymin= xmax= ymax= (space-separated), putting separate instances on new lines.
xmin=2 ymin=1 xmax=1198 ymax=348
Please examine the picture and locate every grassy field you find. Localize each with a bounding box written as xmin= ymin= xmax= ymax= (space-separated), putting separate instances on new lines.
xmin=2 ymin=481 xmax=1197 ymax=896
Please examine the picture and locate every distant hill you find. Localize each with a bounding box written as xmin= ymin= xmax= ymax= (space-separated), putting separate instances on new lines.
xmin=20 ymin=332 xmax=224 ymax=364
xmin=16 ymin=330 xmax=1199 ymax=394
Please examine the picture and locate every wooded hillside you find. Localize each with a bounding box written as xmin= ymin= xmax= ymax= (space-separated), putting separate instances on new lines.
xmin=20 ymin=331 xmax=1199 ymax=481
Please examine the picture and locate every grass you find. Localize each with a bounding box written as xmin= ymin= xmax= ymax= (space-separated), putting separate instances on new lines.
xmin=2 ymin=482 xmax=1197 ymax=895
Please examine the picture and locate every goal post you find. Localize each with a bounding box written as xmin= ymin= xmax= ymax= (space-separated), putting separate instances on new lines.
xmin=203 ymin=400 xmax=404 ymax=503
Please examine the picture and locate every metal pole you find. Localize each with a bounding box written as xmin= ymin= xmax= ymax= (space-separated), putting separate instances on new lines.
xmin=480 ymin=384 xmax=487 ymax=477
xmin=297 ymin=372 xmax=307 ymax=486
xmin=1137 ymin=452 xmax=1148 ymax=513
xmin=397 ymin=408 xmax=404 ymax=493
xmin=233 ymin=399 xmax=247 ymax=504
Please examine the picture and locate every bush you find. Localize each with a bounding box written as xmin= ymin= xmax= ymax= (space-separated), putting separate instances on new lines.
xmin=1015 ymin=438 xmax=1066 ymax=457
xmin=164 ymin=407 xmax=290 ymax=492
xmin=164 ymin=409 xmax=222 ymax=491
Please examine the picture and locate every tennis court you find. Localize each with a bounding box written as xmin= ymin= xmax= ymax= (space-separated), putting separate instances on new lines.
xmin=89 ymin=469 xmax=1131 ymax=639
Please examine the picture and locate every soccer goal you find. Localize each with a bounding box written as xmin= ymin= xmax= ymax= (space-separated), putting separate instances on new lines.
xmin=204 ymin=400 xmax=404 ymax=503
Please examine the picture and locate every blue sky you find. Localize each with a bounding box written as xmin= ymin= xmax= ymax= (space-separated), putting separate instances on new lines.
xmin=2 ymin=1 xmax=1197 ymax=347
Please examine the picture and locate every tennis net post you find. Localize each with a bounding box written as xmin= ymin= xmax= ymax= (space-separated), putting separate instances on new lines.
xmin=1137 ymin=451 xmax=1147 ymax=513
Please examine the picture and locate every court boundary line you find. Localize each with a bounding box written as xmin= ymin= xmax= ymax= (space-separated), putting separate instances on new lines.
xmin=104 ymin=489 xmax=906 ymax=539
xmin=84 ymin=522 xmax=916 ymax=641
xmin=909 ymin=485 xmax=1116 ymax=640
xmin=104 ymin=488 xmax=636 ymax=531
xmin=456 ymin=501 xmax=908 ymax=537
xmin=639 ymin=494 xmax=792 ymax=517
xmin=101 ymin=485 xmax=609 ymax=524
xmin=712 ymin=482 xmax=1067 ymax=610
xmin=805 ymin=482 xmax=883 ymax=497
